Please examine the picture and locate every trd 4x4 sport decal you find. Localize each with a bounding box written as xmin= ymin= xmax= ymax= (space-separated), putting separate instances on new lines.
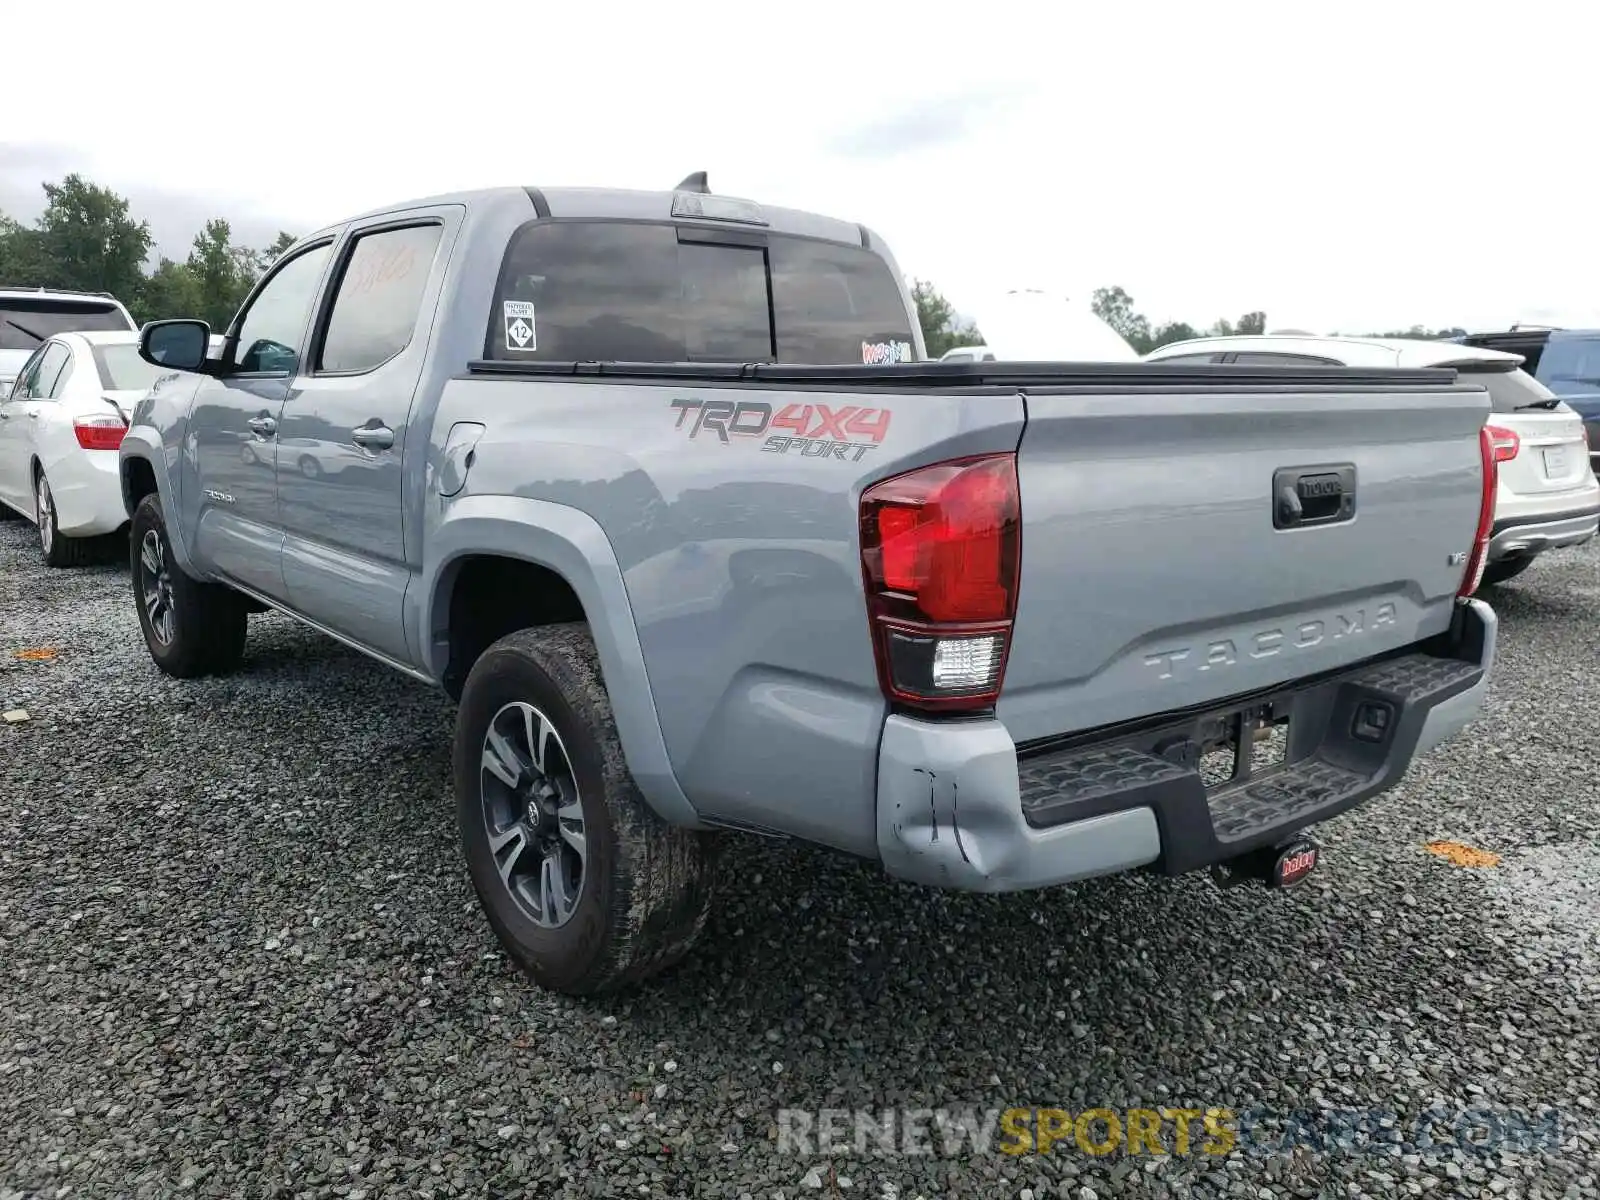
xmin=669 ymin=399 xmax=893 ymax=462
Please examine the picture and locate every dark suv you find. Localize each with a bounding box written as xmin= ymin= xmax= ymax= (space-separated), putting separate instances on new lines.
xmin=1460 ymin=327 xmax=1600 ymax=474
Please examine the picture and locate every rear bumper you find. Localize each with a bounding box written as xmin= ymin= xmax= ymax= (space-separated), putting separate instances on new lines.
xmin=46 ymin=450 xmax=128 ymax=537
xmin=1487 ymin=502 xmax=1600 ymax=560
xmin=875 ymin=598 xmax=1496 ymax=892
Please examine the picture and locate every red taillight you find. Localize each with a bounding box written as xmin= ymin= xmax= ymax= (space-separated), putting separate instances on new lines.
xmin=73 ymin=414 xmax=127 ymax=451
xmin=1484 ymin=424 xmax=1520 ymax=462
xmin=1458 ymin=425 xmax=1499 ymax=598
xmin=860 ymin=454 xmax=1021 ymax=712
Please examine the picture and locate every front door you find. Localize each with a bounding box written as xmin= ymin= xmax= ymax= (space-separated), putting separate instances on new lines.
xmin=187 ymin=241 xmax=335 ymax=599
xmin=277 ymin=214 xmax=454 ymax=664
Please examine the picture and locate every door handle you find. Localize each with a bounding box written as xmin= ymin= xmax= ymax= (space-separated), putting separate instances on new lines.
xmin=27 ymin=410 xmax=39 ymax=419
xmin=351 ymin=424 xmax=394 ymax=451
xmin=247 ymin=416 xmax=277 ymax=436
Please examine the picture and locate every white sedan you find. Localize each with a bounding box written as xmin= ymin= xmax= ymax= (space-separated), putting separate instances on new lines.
xmin=0 ymin=330 xmax=171 ymax=567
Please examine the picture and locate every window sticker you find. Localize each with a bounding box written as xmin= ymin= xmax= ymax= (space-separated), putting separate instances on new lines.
xmin=862 ymin=339 xmax=912 ymax=365
xmin=503 ymin=300 xmax=537 ymax=351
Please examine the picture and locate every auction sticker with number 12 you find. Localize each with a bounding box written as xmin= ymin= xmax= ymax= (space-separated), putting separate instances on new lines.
xmin=503 ymin=301 xmax=537 ymax=351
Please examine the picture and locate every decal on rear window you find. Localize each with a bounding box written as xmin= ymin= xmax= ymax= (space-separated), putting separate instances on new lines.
xmin=862 ymin=339 xmax=913 ymax=365
xmin=503 ymin=300 xmax=537 ymax=351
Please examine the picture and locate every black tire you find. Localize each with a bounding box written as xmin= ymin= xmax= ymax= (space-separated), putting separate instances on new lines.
xmin=1480 ymin=556 xmax=1535 ymax=587
xmin=35 ymin=469 xmax=94 ymax=569
xmin=129 ymin=492 xmax=249 ymax=678
xmin=454 ymin=623 xmax=716 ymax=995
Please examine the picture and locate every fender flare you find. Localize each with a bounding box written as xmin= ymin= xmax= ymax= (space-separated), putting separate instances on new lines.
xmin=118 ymin=426 xmax=200 ymax=576
xmin=419 ymin=494 xmax=703 ymax=829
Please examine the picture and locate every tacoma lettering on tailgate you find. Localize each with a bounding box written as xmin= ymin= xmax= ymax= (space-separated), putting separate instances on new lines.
xmin=669 ymin=398 xmax=892 ymax=461
xmin=1143 ymin=601 xmax=1399 ymax=681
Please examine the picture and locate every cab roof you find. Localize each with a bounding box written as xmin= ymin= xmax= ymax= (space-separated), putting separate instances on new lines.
xmin=322 ymin=183 xmax=871 ymax=251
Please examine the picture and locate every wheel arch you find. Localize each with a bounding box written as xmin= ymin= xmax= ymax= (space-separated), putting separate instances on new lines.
xmin=420 ymin=495 xmax=702 ymax=829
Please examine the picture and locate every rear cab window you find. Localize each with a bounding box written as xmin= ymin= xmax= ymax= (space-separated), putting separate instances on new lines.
xmin=0 ymin=298 xmax=133 ymax=349
xmin=487 ymin=221 xmax=916 ymax=364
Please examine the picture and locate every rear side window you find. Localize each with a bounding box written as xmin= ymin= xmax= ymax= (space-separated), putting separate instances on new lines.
xmin=0 ymin=300 xmax=132 ymax=349
xmin=1150 ymin=352 xmax=1224 ymax=365
xmin=1535 ymin=336 xmax=1600 ymax=396
xmin=1466 ymin=367 xmax=1560 ymax=412
xmin=318 ymin=224 xmax=444 ymax=374
xmin=489 ymin=221 xmax=916 ymax=364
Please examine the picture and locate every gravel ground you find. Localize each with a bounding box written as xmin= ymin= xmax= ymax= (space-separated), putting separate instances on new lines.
xmin=1 ymin=516 xmax=1596 ymax=1200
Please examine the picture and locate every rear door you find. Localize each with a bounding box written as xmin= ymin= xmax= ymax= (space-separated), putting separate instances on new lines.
xmin=276 ymin=209 xmax=456 ymax=663
xmin=187 ymin=240 xmax=335 ymax=597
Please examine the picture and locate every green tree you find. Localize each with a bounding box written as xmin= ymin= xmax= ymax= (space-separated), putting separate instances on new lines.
xmin=31 ymin=174 xmax=151 ymax=301
xmin=257 ymin=231 xmax=298 ymax=272
xmin=0 ymin=213 xmax=48 ymax=286
xmin=1149 ymin=320 xmax=1202 ymax=351
xmin=135 ymin=257 xmax=204 ymax=325
xmin=185 ymin=218 xmax=256 ymax=330
xmin=910 ymin=278 xmax=983 ymax=358
xmin=1236 ymin=311 xmax=1267 ymax=335
xmin=1090 ymin=286 xmax=1154 ymax=354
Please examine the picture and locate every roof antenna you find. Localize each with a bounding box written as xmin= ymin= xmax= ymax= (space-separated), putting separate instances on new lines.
xmin=674 ymin=171 xmax=710 ymax=194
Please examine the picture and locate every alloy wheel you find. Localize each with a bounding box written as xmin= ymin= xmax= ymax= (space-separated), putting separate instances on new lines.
xmin=35 ymin=475 xmax=53 ymax=556
xmin=479 ymin=701 xmax=587 ymax=928
xmin=138 ymin=529 xmax=177 ymax=646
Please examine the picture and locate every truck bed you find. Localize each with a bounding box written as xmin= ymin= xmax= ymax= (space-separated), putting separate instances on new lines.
xmin=453 ymin=357 xmax=1490 ymax=861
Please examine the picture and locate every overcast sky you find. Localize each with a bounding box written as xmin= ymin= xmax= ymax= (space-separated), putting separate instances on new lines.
xmin=4 ymin=0 xmax=1597 ymax=335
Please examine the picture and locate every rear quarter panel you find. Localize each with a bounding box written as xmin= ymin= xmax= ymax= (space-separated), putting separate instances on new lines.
xmin=427 ymin=378 xmax=1024 ymax=855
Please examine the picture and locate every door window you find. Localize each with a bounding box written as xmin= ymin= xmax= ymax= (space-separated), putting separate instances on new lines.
xmin=6 ymin=346 xmax=47 ymax=399
xmin=317 ymin=224 xmax=444 ymax=374
xmin=232 ymin=243 xmax=333 ymax=375
xmin=18 ymin=343 xmax=71 ymax=399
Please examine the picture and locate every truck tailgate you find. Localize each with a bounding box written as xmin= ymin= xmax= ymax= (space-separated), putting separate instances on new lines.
xmin=998 ymin=379 xmax=1492 ymax=744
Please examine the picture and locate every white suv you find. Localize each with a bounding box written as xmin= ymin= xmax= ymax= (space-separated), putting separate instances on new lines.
xmin=1145 ymin=334 xmax=1600 ymax=586
xmin=1 ymin=288 xmax=138 ymax=394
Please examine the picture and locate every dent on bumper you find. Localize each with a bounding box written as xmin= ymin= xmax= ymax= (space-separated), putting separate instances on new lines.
xmin=876 ymin=599 xmax=1497 ymax=894
xmin=876 ymin=716 xmax=1161 ymax=892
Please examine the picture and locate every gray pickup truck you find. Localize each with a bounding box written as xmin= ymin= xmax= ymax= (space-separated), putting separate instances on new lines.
xmin=118 ymin=177 xmax=1500 ymax=995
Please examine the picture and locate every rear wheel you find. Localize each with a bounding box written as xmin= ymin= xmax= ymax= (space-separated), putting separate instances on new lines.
xmin=1480 ymin=556 xmax=1535 ymax=587
xmin=130 ymin=492 xmax=249 ymax=677
xmin=35 ymin=469 xmax=93 ymax=569
xmin=454 ymin=624 xmax=717 ymax=995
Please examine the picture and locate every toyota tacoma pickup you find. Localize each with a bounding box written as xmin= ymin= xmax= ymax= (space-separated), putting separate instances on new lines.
xmin=118 ymin=176 xmax=1500 ymax=995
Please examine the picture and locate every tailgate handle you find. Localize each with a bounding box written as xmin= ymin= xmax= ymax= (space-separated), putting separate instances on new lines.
xmin=1273 ymin=465 xmax=1356 ymax=530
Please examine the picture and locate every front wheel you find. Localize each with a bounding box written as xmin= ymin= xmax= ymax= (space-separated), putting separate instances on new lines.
xmin=36 ymin=470 xmax=93 ymax=568
xmin=129 ymin=493 xmax=249 ymax=677
xmin=454 ymin=624 xmax=717 ymax=995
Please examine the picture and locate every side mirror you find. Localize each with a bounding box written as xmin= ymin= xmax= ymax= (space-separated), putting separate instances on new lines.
xmin=139 ymin=319 xmax=212 ymax=372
